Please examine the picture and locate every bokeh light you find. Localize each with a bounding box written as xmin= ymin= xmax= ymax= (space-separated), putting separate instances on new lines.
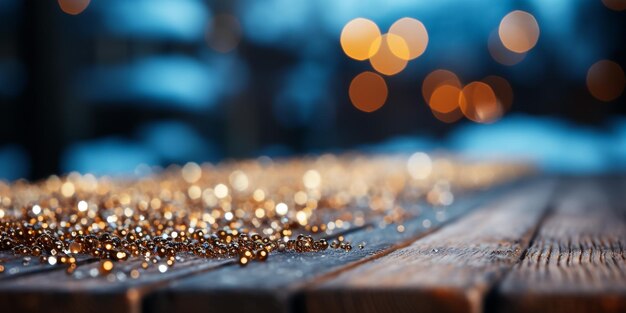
xmin=422 ymin=70 xmax=461 ymax=104
xmin=58 ymin=0 xmax=90 ymax=15
xmin=602 ymin=0 xmax=626 ymax=11
xmin=369 ymin=34 xmax=409 ymax=76
xmin=206 ymin=14 xmax=242 ymax=53
xmin=349 ymin=71 xmax=388 ymax=113
xmin=586 ymin=60 xmax=626 ymax=102
xmin=488 ymin=31 xmax=526 ymax=66
xmin=388 ymin=17 xmax=429 ymax=60
xmin=431 ymin=108 xmax=464 ymax=124
xmin=407 ymin=152 xmax=432 ymax=180
xmin=498 ymin=10 xmax=540 ymax=53
xmin=459 ymin=82 xmax=503 ymax=123
xmin=340 ymin=18 xmax=381 ymax=61
xmin=429 ymin=84 xmax=462 ymax=114
xmin=482 ymin=75 xmax=514 ymax=111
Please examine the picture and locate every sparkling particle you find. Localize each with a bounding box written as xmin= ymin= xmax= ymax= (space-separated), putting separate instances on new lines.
xmin=275 ymin=203 xmax=289 ymax=216
xmin=0 ymin=154 xmax=528 ymax=280
xmin=158 ymin=264 xmax=168 ymax=273
xmin=77 ymin=200 xmax=88 ymax=212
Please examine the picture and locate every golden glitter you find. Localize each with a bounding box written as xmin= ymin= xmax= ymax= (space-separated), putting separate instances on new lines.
xmin=61 ymin=182 xmax=75 ymax=197
xmin=69 ymin=242 xmax=82 ymax=254
xmin=156 ymin=264 xmax=167 ymax=273
xmin=100 ymin=260 xmax=114 ymax=273
xmin=0 ymin=154 xmax=529 ymax=279
xmin=130 ymin=269 xmax=140 ymax=279
xmin=181 ymin=162 xmax=202 ymax=183
xmin=275 ymin=203 xmax=289 ymax=216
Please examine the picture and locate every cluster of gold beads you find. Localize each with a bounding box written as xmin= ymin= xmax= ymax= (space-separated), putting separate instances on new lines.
xmin=0 ymin=153 xmax=530 ymax=278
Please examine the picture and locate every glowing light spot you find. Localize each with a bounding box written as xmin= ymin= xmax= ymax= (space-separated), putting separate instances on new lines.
xmin=407 ymin=152 xmax=432 ymax=180
xmin=229 ymin=170 xmax=249 ymax=192
xmin=206 ymin=14 xmax=242 ymax=53
xmin=58 ymin=0 xmax=90 ymax=15
xmin=586 ymin=60 xmax=625 ymax=102
xmin=253 ymin=189 xmax=265 ymax=202
xmin=214 ymin=184 xmax=229 ymax=199
xmin=488 ymin=31 xmax=526 ymax=66
xmin=369 ymin=34 xmax=409 ymax=76
xmin=181 ymin=162 xmax=202 ymax=183
xmin=48 ymin=256 xmax=58 ymax=265
xmin=294 ymin=191 xmax=308 ymax=206
xmin=303 ymin=170 xmax=321 ymax=189
xmin=296 ymin=211 xmax=308 ymax=226
xmin=61 ymin=182 xmax=75 ymax=198
xmin=255 ymin=208 xmax=265 ymax=219
xmin=107 ymin=215 xmax=118 ymax=223
xmin=349 ymin=71 xmax=388 ymax=113
xmin=130 ymin=269 xmax=140 ymax=279
xmin=482 ymin=75 xmax=514 ymax=111
xmin=602 ymin=0 xmax=626 ymax=11
xmin=499 ymin=11 xmax=540 ymax=53
xmin=340 ymin=18 xmax=382 ymax=61
xmin=224 ymin=212 xmax=234 ymax=221
xmin=32 ymin=205 xmax=41 ymax=215
xmin=422 ymin=70 xmax=461 ymax=104
xmin=188 ymin=185 xmax=202 ymax=200
xmin=388 ymin=17 xmax=428 ymax=60
xmin=276 ymin=202 xmax=288 ymax=216
xmin=158 ymin=264 xmax=168 ymax=273
xmin=431 ymin=108 xmax=464 ymax=124
xmin=459 ymin=82 xmax=503 ymax=123
xmin=77 ymin=200 xmax=88 ymax=212
xmin=429 ymin=84 xmax=462 ymax=114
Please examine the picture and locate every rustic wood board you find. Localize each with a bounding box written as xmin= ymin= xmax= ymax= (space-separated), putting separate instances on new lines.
xmin=0 ymin=178 xmax=528 ymax=313
xmin=0 ymin=252 xmax=94 ymax=281
xmin=304 ymin=179 xmax=555 ymax=313
xmin=492 ymin=179 xmax=626 ymax=313
xmin=145 ymin=180 xmax=529 ymax=313
xmin=0 ymin=255 xmax=230 ymax=313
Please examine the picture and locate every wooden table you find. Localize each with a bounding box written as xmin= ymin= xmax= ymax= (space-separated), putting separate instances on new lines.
xmin=0 ymin=176 xmax=624 ymax=313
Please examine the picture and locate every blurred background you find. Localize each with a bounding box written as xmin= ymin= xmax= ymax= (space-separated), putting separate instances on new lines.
xmin=0 ymin=0 xmax=625 ymax=180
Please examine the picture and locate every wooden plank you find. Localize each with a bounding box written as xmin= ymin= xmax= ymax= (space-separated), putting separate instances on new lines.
xmin=0 ymin=178 xmax=527 ymax=313
xmin=491 ymin=179 xmax=626 ymax=313
xmin=0 ymin=200 xmax=406 ymax=313
xmin=145 ymin=179 xmax=534 ymax=313
xmin=0 ymin=256 xmax=230 ymax=313
xmin=0 ymin=253 xmax=94 ymax=281
xmin=304 ymin=179 xmax=555 ymax=313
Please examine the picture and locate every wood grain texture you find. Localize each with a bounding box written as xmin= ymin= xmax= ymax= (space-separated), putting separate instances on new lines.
xmin=0 ymin=256 xmax=229 ymax=313
xmin=304 ymin=180 xmax=555 ymax=313
xmin=146 ymin=180 xmax=532 ymax=313
xmin=492 ymin=179 xmax=626 ymax=313
xmin=0 ymin=253 xmax=93 ymax=281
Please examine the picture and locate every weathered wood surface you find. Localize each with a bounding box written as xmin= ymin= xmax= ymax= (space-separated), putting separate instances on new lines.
xmin=144 ymin=180 xmax=524 ymax=313
xmin=304 ymin=180 xmax=555 ymax=313
xmin=492 ymin=180 xmax=626 ymax=313
xmin=3 ymin=178 xmax=623 ymax=313
xmin=0 ymin=181 xmax=515 ymax=313
xmin=0 ymin=256 xmax=230 ymax=313
xmin=0 ymin=253 xmax=95 ymax=282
